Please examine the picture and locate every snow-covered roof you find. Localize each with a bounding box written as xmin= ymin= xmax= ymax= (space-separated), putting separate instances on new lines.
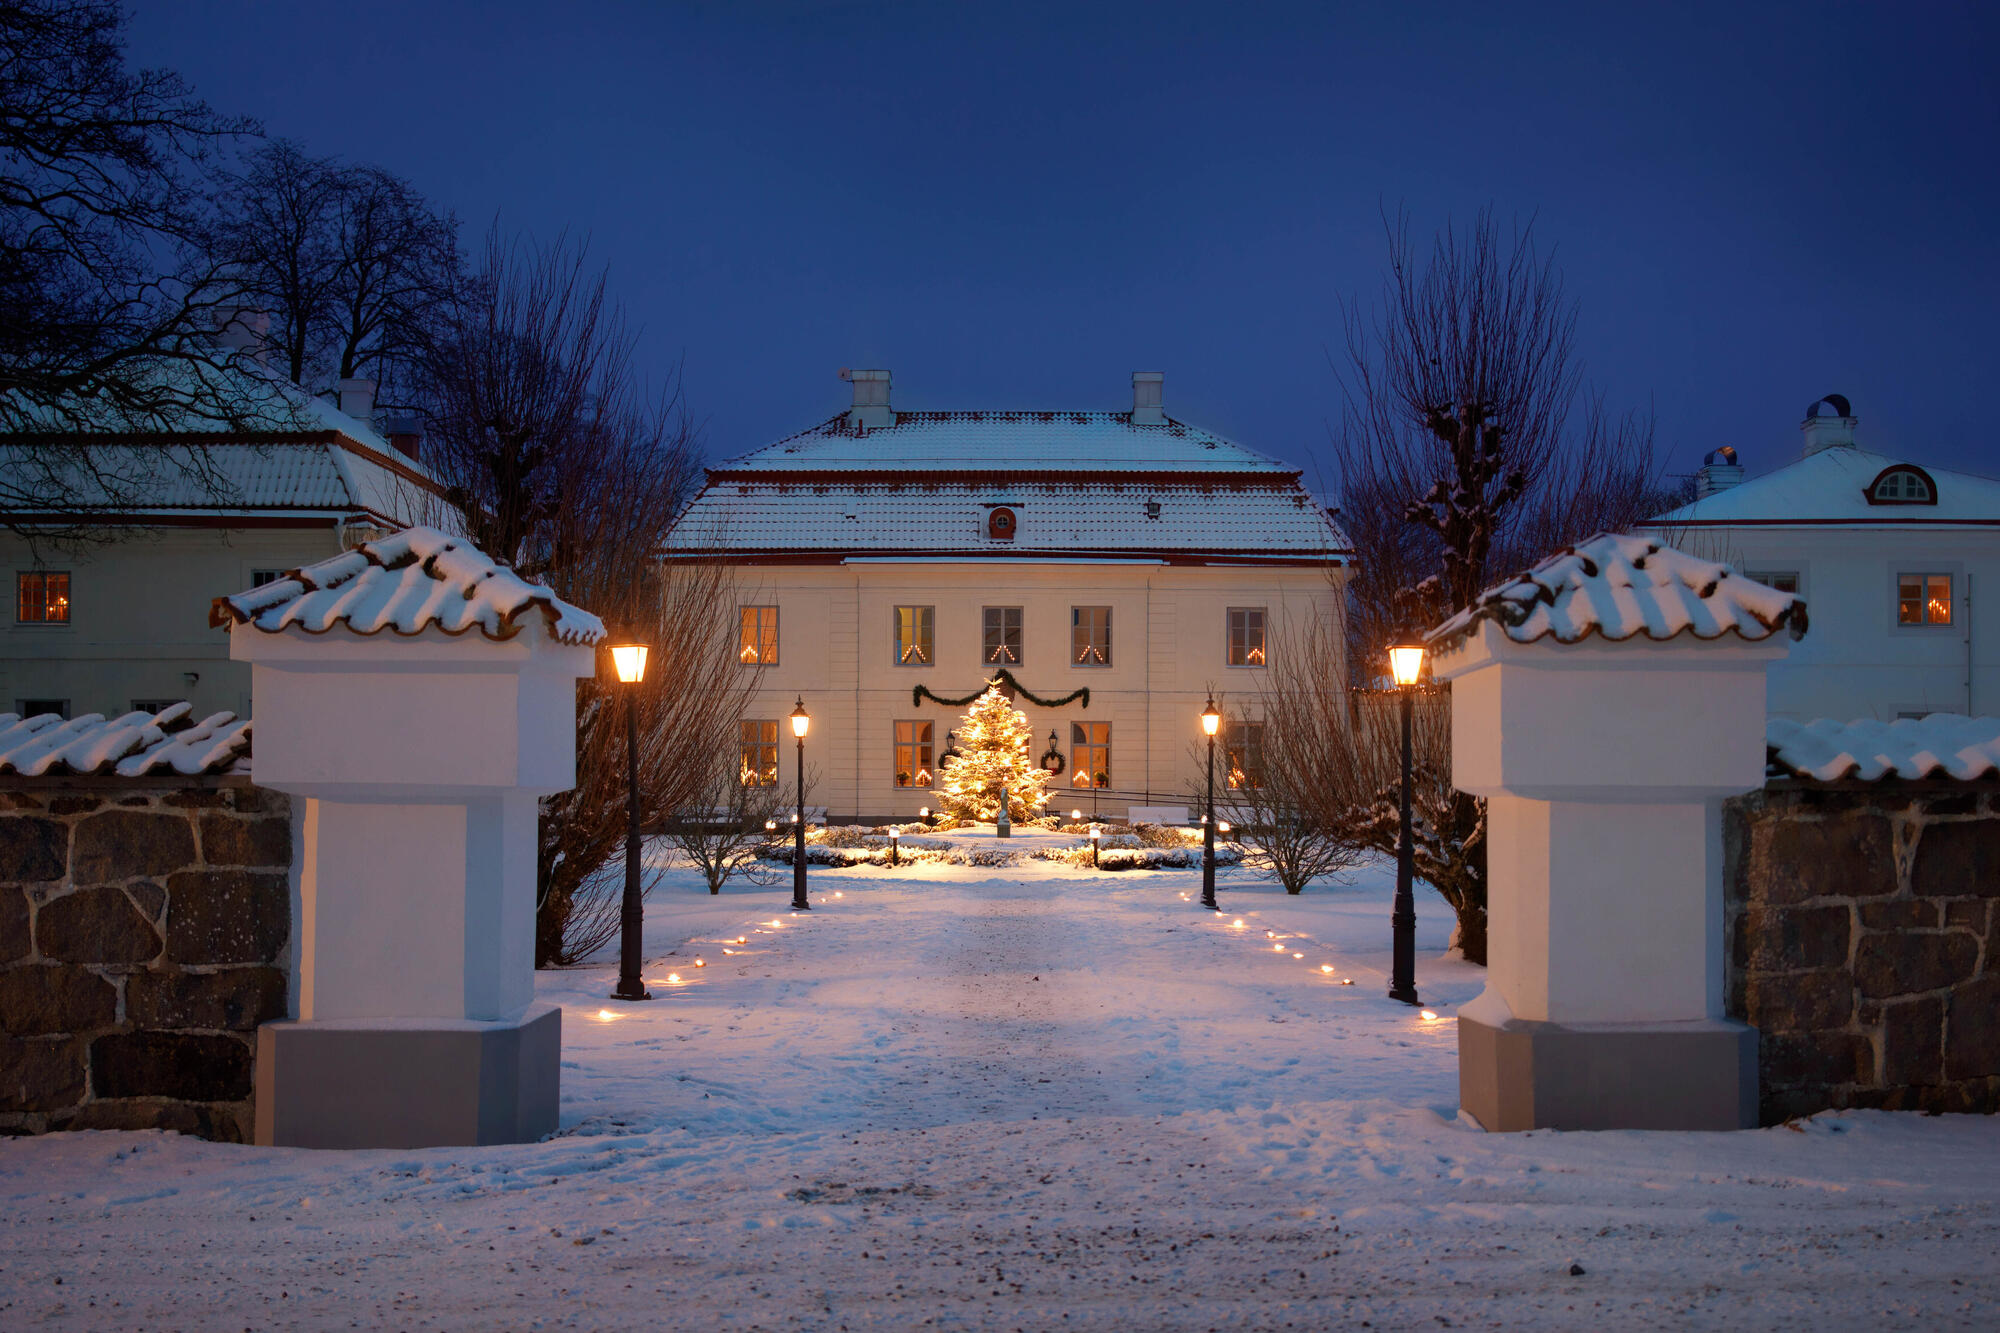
xmin=210 ymin=525 xmax=606 ymax=646
xmin=1767 ymin=714 xmax=2000 ymax=783
xmin=713 ymin=411 xmax=1297 ymax=477
xmin=679 ymin=407 xmax=1344 ymax=561
xmin=0 ymin=704 xmax=251 ymax=777
xmin=1427 ymin=532 xmax=1808 ymax=651
xmin=1648 ymin=446 xmax=2000 ymax=527
xmin=674 ymin=480 xmax=1346 ymax=561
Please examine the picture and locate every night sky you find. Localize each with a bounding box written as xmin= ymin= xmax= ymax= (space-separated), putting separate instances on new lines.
xmin=127 ymin=2 xmax=1999 ymax=491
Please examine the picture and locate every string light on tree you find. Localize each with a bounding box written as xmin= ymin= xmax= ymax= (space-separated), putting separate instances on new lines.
xmin=931 ymin=683 xmax=1053 ymax=824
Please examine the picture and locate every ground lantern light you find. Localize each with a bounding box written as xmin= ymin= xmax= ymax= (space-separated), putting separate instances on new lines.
xmin=610 ymin=639 xmax=651 ymax=1002
xmin=1388 ymin=637 xmax=1425 ymax=1005
xmin=790 ymin=697 xmax=811 ymax=911
xmin=1200 ymin=695 xmax=1222 ymax=910
xmin=888 ymin=827 xmax=900 ymax=867
xmin=1089 ymin=823 xmax=1101 ymax=867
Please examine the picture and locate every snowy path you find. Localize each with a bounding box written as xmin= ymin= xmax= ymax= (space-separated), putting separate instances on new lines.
xmin=3 ymin=852 xmax=1999 ymax=1330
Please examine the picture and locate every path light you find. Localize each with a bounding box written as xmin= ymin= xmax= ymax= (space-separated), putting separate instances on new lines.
xmin=1230 ymin=919 xmax=1245 ymax=929
xmin=1071 ymin=808 xmax=1083 ymax=822
xmin=666 ymin=972 xmax=682 ymax=984
xmin=888 ymin=827 xmax=900 ymax=868
xmin=790 ymin=697 xmax=811 ymax=912
xmin=1200 ymin=695 xmax=1222 ymax=910
xmin=1089 ymin=824 xmax=1100 ymax=867
xmin=1387 ymin=637 xmax=1425 ymax=1006
xmin=609 ymin=637 xmax=651 ymax=1003
xmin=919 ymin=805 xmax=931 ymax=827
xmin=1420 ymin=1009 xmax=1440 ymax=1022
xmin=1321 ymin=964 xmax=1335 ymax=974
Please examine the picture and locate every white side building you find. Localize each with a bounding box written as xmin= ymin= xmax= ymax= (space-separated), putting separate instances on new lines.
xmin=1641 ymin=395 xmax=1999 ymax=721
xmin=669 ymin=370 xmax=1351 ymax=823
xmin=1 ymin=366 xmax=445 ymax=721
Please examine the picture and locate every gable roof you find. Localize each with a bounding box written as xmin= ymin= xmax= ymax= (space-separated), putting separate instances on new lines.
xmin=711 ymin=411 xmax=1298 ymax=478
xmin=1647 ymin=447 xmax=2000 ymax=528
xmin=1427 ymin=532 xmax=1807 ymax=652
xmin=211 ymin=525 xmax=605 ymax=646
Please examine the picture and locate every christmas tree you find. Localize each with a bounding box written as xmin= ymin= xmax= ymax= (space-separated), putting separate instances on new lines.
xmin=932 ymin=684 xmax=1052 ymax=824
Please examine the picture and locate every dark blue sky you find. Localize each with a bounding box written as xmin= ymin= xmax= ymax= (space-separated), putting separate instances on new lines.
xmin=129 ymin=2 xmax=1999 ymax=489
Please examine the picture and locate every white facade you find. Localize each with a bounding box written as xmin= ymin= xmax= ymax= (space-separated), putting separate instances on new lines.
xmin=672 ymin=372 xmax=1350 ymax=822
xmin=1643 ymin=398 xmax=2000 ymax=721
xmin=1 ymin=369 xmax=442 ymax=720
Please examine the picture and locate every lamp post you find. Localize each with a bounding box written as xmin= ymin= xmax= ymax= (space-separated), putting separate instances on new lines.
xmin=1089 ymin=824 xmax=1100 ymax=867
xmin=790 ymin=697 xmax=811 ymax=912
xmin=888 ymin=827 xmax=899 ymax=867
xmin=609 ymin=640 xmax=651 ymax=1002
xmin=1387 ymin=638 xmax=1426 ymax=1006
xmin=1200 ymin=695 xmax=1221 ymax=910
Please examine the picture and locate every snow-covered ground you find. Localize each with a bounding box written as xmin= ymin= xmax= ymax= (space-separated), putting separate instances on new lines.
xmin=3 ymin=838 xmax=1998 ymax=1330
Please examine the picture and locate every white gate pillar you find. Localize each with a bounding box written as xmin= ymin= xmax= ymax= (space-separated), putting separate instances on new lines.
xmin=213 ymin=528 xmax=602 ymax=1148
xmin=1428 ymin=534 xmax=1804 ymax=1131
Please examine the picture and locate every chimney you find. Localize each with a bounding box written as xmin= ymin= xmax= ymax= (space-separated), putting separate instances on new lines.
xmin=1693 ymin=446 xmax=1744 ymax=498
xmin=840 ymin=368 xmax=892 ymax=430
xmin=385 ymin=415 xmax=422 ymax=462
xmin=1131 ymin=371 xmax=1165 ymax=426
xmin=337 ymin=377 xmax=377 ymax=426
xmin=1800 ymin=393 xmax=1857 ymax=456
xmin=213 ymin=308 xmax=270 ymax=364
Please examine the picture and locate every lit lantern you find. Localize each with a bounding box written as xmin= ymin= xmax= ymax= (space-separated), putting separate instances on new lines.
xmin=1388 ymin=639 xmax=1426 ymax=688
xmin=609 ymin=642 xmax=649 ymax=685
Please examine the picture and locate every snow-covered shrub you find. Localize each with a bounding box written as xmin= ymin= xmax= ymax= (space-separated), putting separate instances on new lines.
xmin=1132 ymin=822 xmax=1200 ymax=849
xmin=1030 ymin=843 xmax=1239 ymax=871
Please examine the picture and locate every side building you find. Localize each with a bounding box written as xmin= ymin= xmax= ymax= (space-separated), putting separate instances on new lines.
xmin=669 ymin=370 xmax=1352 ymax=823
xmin=2 ymin=364 xmax=445 ymax=721
xmin=1642 ymin=395 xmax=1998 ymax=721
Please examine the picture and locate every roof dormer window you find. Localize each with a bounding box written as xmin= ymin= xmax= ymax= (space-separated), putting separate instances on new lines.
xmin=987 ymin=506 xmax=1017 ymax=540
xmin=1866 ymin=465 xmax=1937 ymax=506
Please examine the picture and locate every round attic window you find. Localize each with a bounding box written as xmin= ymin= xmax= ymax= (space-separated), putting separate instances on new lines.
xmin=988 ymin=506 xmax=1017 ymax=540
xmin=1865 ymin=464 xmax=1937 ymax=506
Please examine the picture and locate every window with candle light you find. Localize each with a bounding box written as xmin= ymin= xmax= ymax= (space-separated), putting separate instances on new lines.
xmin=893 ymin=720 xmax=934 ymax=787
xmin=894 ymin=605 xmax=934 ymax=665
xmin=1896 ymin=572 xmax=1953 ymax=627
xmin=739 ymin=719 xmax=779 ymax=785
xmin=982 ymin=606 xmax=1023 ymax=665
xmin=1224 ymin=720 xmax=1266 ymax=788
xmin=1071 ymin=606 xmax=1111 ymax=666
xmin=1226 ymin=607 xmax=1267 ymax=667
xmin=738 ymin=606 xmax=778 ymax=665
xmin=15 ymin=570 xmax=69 ymax=623
xmin=1070 ymin=721 xmax=1111 ymax=788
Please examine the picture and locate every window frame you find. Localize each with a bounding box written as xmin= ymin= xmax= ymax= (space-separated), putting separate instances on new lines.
xmin=739 ymin=719 xmax=780 ymax=787
xmin=1864 ymin=464 xmax=1939 ymax=507
xmin=251 ymin=569 xmax=287 ymax=587
xmin=738 ymin=605 xmax=780 ymax=667
xmin=1224 ymin=719 xmax=1267 ymax=789
xmin=982 ymin=605 xmax=1024 ymax=666
xmin=1070 ymin=721 xmax=1112 ymax=789
xmin=892 ymin=720 xmax=935 ymax=789
xmin=15 ymin=570 xmax=70 ymax=625
xmin=15 ymin=699 xmax=68 ymax=719
xmin=893 ymin=605 xmax=935 ymax=666
xmin=1744 ymin=569 xmax=1803 ymax=597
xmin=1892 ymin=569 xmax=1957 ymax=630
xmin=1070 ymin=605 xmax=1112 ymax=668
xmin=1226 ymin=606 xmax=1268 ymax=668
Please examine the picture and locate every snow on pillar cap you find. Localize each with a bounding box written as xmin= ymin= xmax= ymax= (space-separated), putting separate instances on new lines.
xmin=209 ymin=525 xmax=606 ymax=646
xmin=1425 ymin=532 xmax=1808 ymax=653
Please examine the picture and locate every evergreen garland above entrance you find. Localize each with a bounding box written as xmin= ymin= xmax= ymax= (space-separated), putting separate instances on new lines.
xmin=911 ymin=668 xmax=1090 ymax=710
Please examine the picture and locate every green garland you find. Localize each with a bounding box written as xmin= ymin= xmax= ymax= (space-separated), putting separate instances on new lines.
xmin=912 ymin=668 xmax=1090 ymax=710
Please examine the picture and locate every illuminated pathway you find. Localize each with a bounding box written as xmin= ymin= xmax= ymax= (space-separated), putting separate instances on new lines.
xmin=5 ymin=860 xmax=1998 ymax=1330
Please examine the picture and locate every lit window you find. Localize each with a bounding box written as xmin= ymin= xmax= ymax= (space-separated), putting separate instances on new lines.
xmin=1227 ymin=607 xmax=1267 ymax=667
xmin=893 ymin=721 xmax=934 ymax=788
xmin=15 ymin=571 xmax=69 ymax=624
xmin=1071 ymin=722 xmax=1111 ymax=789
xmin=1071 ymin=606 xmax=1111 ymax=666
xmin=1225 ymin=720 xmax=1266 ymax=789
xmin=1897 ymin=573 xmax=1953 ymax=626
xmin=983 ymin=606 xmax=1023 ymax=665
xmin=739 ymin=720 xmax=779 ymax=786
xmin=894 ymin=606 xmax=934 ymax=665
xmin=1747 ymin=570 xmax=1800 ymax=595
xmin=739 ymin=606 xmax=779 ymax=665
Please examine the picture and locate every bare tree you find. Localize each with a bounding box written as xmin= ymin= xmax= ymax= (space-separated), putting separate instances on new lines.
xmin=661 ymin=751 xmax=786 ymax=896
xmin=0 ymin=0 xmax=269 ymax=528
xmin=217 ymin=140 xmax=459 ymax=398
xmin=1213 ymin=713 xmax=1368 ymax=895
xmin=416 ymin=230 xmax=753 ymax=965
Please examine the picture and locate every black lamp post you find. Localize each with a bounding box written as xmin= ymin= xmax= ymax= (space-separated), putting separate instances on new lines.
xmin=790 ymin=697 xmax=811 ymax=911
xmin=610 ymin=640 xmax=652 ymax=1002
xmin=1388 ymin=639 xmax=1425 ymax=1005
xmin=1089 ymin=823 xmax=1100 ymax=867
xmin=1200 ymin=695 xmax=1221 ymax=910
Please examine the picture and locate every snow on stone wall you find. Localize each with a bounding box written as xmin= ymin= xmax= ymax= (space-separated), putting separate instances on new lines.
xmin=1768 ymin=715 xmax=2000 ymax=783
xmin=0 ymin=704 xmax=250 ymax=778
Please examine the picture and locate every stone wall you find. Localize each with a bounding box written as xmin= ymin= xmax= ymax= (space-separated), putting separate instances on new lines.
xmin=0 ymin=780 xmax=291 ymax=1141
xmin=1725 ymin=782 xmax=2000 ymax=1123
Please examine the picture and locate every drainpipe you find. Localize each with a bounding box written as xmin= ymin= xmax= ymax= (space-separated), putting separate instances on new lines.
xmin=1968 ymin=573 xmax=1975 ymax=716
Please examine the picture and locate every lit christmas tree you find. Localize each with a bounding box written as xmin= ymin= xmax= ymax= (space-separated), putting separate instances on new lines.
xmin=932 ymin=684 xmax=1052 ymax=824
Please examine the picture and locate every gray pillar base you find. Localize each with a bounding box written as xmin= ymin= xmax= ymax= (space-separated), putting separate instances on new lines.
xmin=1460 ymin=1008 xmax=1757 ymax=1132
xmin=255 ymin=1003 xmax=561 ymax=1149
